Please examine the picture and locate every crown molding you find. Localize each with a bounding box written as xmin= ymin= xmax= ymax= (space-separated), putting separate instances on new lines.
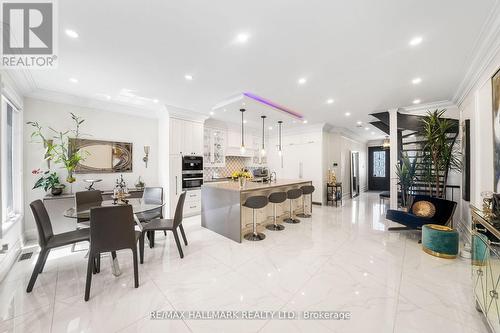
xmin=26 ymin=89 xmax=163 ymax=119
xmin=165 ymin=104 xmax=208 ymax=123
xmin=401 ymin=100 xmax=457 ymax=113
xmin=453 ymin=0 xmax=500 ymax=107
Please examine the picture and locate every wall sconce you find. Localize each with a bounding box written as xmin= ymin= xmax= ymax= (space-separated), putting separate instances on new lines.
xmin=143 ymin=146 xmax=150 ymax=168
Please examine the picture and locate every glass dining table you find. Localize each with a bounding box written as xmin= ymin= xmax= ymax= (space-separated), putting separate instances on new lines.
xmin=64 ymin=198 xmax=165 ymax=276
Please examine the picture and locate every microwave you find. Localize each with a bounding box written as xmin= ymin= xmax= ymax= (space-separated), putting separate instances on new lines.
xmin=182 ymin=155 xmax=203 ymax=171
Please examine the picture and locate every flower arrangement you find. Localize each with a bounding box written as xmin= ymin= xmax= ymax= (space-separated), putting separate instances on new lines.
xmin=231 ymin=170 xmax=252 ymax=188
xmin=231 ymin=171 xmax=252 ymax=180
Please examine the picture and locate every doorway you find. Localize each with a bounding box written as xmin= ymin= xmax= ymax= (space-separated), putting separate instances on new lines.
xmin=368 ymin=146 xmax=390 ymax=191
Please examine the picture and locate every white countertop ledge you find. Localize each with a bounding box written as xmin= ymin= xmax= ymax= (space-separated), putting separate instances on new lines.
xmin=201 ymin=179 xmax=311 ymax=192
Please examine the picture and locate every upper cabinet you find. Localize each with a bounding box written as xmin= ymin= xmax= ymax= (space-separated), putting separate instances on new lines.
xmin=204 ymin=127 xmax=226 ymax=167
xmin=170 ymin=118 xmax=203 ymax=156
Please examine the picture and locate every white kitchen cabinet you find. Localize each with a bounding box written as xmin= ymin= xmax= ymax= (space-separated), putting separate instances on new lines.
xmin=183 ymin=189 xmax=201 ymax=216
xmin=267 ymin=132 xmax=322 ymax=203
xmin=204 ymin=127 xmax=226 ymax=167
xmin=168 ymin=155 xmax=182 ymax=217
xmin=170 ymin=118 xmax=203 ymax=156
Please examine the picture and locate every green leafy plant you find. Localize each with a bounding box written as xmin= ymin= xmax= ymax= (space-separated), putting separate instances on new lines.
xmin=396 ymin=153 xmax=418 ymax=208
xmin=32 ymin=169 xmax=65 ymax=192
xmin=421 ymin=109 xmax=462 ymax=198
xmin=27 ymin=113 xmax=88 ymax=183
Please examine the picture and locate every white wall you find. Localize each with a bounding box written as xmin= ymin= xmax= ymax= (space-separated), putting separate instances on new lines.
xmin=458 ymin=47 xmax=500 ymax=243
xmin=23 ymin=98 xmax=159 ymax=239
xmin=324 ymin=132 xmax=367 ymax=199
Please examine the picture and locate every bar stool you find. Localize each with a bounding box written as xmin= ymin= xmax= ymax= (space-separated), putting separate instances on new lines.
xmin=284 ymin=188 xmax=303 ymax=224
xmin=243 ymin=195 xmax=269 ymax=241
xmin=266 ymin=192 xmax=287 ymax=231
xmin=297 ymin=185 xmax=315 ymax=218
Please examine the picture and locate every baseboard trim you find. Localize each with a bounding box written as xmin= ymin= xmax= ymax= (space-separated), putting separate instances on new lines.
xmin=0 ymin=238 xmax=22 ymax=283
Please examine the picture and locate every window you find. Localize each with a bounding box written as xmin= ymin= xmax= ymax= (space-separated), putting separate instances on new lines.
xmin=373 ymin=151 xmax=386 ymax=178
xmin=1 ymin=96 xmax=21 ymax=227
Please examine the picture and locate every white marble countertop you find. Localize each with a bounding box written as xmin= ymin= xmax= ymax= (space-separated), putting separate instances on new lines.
xmin=202 ymin=179 xmax=311 ymax=193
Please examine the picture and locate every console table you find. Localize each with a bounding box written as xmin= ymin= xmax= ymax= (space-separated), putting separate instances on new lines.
xmin=326 ymin=183 xmax=342 ymax=207
xmin=471 ymin=204 xmax=500 ymax=333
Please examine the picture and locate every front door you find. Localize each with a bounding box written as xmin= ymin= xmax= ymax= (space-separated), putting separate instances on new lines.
xmin=368 ymin=146 xmax=390 ymax=191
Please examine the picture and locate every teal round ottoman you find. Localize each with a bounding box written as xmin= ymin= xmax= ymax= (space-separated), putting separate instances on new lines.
xmin=422 ymin=224 xmax=459 ymax=259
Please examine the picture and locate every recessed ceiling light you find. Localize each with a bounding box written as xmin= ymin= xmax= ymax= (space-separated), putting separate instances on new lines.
xmin=153 ymin=99 xmax=159 ymax=103
xmin=303 ymin=120 xmax=308 ymax=124
xmin=409 ymin=36 xmax=423 ymax=46
xmin=356 ymin=121 xmax=362 ymax=125
xmin=345 ymin=112 xmax=351 ymax=116
xmin=236 ymin=33 xmax=250 ymax=43
xmin=223 ymin=109 xmax=227 ymax=112
xmin=365 ymin=127 xmax=369 ymax=130
xmin=298 ymin=77 xmax=307 ymax=85
xmin=184 ymin=74 xmax=193 ymax=80
xmin=243 ymin=120 xmax=247 ymax=124
xmin=371 ymin=132 xmax=375 ymax=135
xmin=69 ymin=78 xmax=78 ymax=83
xmin=65 ymin=29 xmax=79 ymax=38
xmin=268 ymin=126 xmax=273 ymax=130
xmin=209 ymin=111 xmax=214 ymax=116
xmin=413 ymin=99 xmax=421 ymax=104
xmin=326 ymin=99 xmax=334 ymax=104
xmin=412 ymin=77 xmax=422 ymax=85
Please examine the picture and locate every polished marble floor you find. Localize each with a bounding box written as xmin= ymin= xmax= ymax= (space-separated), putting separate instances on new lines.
xmin=0 ymin=192 xmax=489 ymax=333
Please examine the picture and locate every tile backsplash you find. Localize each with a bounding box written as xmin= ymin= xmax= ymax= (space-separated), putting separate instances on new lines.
xmin=204 ymin=156 xmax=258 ymax=180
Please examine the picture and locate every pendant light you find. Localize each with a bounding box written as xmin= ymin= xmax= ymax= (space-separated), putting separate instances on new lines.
xmin=383 ymin=135 xmax=390 ymax=149
xmin=261 ymin=115 xmax=266 ymax=156
xmin=240 ymin=108 xmax=246 ymax=154
xmin=277 ymin=120 xmax=283 ymax=156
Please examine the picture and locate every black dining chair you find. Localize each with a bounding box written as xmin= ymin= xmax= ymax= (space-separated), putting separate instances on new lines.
xmin=85 ymin=205 xmax=140 ymax=301
xmin=72 ymin=190 xmax=103 ymax=252
xmin=136 ymin=187 xmax=164 ymax=246
xmin=139 ymin=191 xmax=187 ymax=261
xmin=27 ymin=200 xmax=90 ymax=293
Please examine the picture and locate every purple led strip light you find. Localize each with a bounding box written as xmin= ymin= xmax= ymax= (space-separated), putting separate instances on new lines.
xmin=243 ymin=92 xmax=303 ymax=119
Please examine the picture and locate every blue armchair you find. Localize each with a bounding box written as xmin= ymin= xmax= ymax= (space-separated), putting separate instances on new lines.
xmin=386 ymin=195 xmax=457 ymax=231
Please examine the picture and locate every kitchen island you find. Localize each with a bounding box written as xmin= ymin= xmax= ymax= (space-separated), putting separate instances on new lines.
xmin=201 ymin=179 xmax=312 ymax=242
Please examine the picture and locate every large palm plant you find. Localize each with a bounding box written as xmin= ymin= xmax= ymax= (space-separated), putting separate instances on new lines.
xmin=396 ymin=153 xmax=418 ymax=208
xmin=421 ymin=109 xmax=461 ymax=198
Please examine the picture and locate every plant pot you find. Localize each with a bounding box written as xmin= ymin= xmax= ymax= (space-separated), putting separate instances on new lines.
xmin=51 ymin=186 xmax=64 ymax=196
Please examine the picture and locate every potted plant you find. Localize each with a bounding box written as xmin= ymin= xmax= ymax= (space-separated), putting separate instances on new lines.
xmin=231 ymin=170 xmax=252 ymax=188
xmin=27 ymin=113 xmax=88 ymax=183
xmin=395 ymin=153 xmax=418 ymax=210
xmin=421 ymin=109 xmax=462 ymax=198
xmin=32 ymin=169 xmax=66 ymax=195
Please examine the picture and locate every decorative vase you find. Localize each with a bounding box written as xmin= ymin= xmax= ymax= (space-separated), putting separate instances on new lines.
xmin=239 ymin=177 xmax=246 ymax=188
xmin=66 ymin=170 xmax=76 ymax=184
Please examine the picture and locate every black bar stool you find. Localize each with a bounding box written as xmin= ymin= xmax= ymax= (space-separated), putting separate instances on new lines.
xmin=266 ymin=192 xmax=287 ymax=231
xmin=297 ymin=185 xmax=315 ymax=218
xmin=243 ymin=195 xmax=268 ymax=241
xmin=284 ymin=188 xmax=302 ymax=224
